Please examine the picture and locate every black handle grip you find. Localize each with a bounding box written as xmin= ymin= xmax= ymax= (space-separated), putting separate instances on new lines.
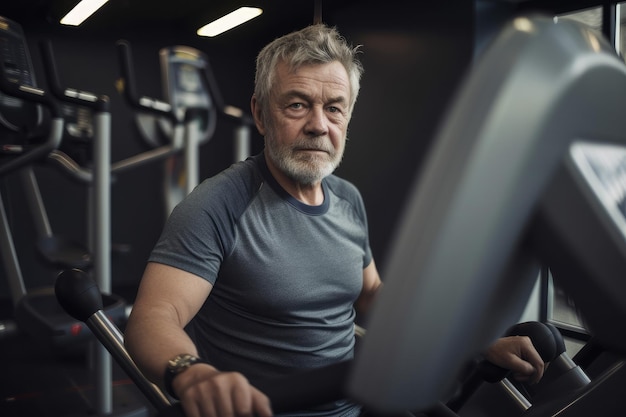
xmin=542 ymin=321 xmax=566 ymax=357
xmin=478 ymin=321 xmax=557 ymax=383
xmin=116 ymin=40 xmax=140 ymax=109
xmin=39 ymin=40 xmax=65 ymax=102
xmin=55 ymin=268 xmax=104 ymax=321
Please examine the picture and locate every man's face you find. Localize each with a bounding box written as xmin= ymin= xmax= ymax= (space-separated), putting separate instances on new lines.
xmin=256 ymin=60 xmax=351 ymax=186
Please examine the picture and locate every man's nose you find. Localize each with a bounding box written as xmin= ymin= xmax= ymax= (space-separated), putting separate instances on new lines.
xmin=304 ymin=106 xmax=329 ymax=136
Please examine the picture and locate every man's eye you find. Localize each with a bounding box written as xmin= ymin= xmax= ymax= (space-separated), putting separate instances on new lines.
xmin=328 ymin=106 xmax=345 ymax=114
xmin=289 ymin=103 xmax=303 ymax=109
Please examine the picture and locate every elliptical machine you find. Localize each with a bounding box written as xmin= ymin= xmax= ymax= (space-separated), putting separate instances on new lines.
xmin=116 ymin=40 xmax=254 ymax=215
xmin=0 ymin=16 xmax=126 ymax=349
xmin=0 ymin=15 xmax=147 ymax=417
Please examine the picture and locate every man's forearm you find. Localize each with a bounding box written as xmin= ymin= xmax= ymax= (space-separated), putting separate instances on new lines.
xmin=124 ymin=306 xmax=199 ymax=386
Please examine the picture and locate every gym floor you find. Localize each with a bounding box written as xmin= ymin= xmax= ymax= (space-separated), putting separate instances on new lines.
xmin=0 ymin=294 xmax=157 ymax=417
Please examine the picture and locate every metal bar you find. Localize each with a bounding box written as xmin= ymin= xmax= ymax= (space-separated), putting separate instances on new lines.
xmin=0 ymin=191 xmax=26 ymax=303
xmin=19 ymin=167 xmax=53 ymax=238
xmin=499 ymin=378 xmax=531 ymax=411
xmin=93 ymin=107 xmax=112 ymax=415
xmin=88 ymin=310 xmax=172 ymax=413
xmin=184 ymin=117 xmax=200 ymax=195
xmin=234 ymin=124 xmax=250 ymax=162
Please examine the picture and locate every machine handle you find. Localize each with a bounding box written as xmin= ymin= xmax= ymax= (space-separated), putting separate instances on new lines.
xmin=0 ymin=59 xmax=60 ymax=118
xmin=447 ymin=321 xmax=564 ymax=413
xmin=116 ymin=40 xmax=175 ymax=120
xmin=478 ymin=321 xmax=560 ymax=383
xmin=55 ymin=268 xmax=103 ymax=321
xmin=0 ymin=59 xmax=64 ymax=176
xmin=55 ymin=269 xmax=173 ymax=413
xmin=542 ymin=321 xmax=567 ymax=357
xmin=39 ymin=40 xmax=109 ymax=112
xmin=198 ymin=53 xmax=254 ymax=126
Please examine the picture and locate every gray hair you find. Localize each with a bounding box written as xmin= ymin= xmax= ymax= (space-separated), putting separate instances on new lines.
xmin=254 ymin=24 xmax=364 ymax=118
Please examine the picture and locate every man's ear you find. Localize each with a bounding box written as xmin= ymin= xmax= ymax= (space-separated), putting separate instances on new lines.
xmin=250 ymin=95 xmax=266 ymax=136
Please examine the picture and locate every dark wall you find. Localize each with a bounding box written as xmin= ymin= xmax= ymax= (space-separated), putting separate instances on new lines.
xmin=328 ymin=3 xmax=474 ymax=273
xmin=0 ymin=1 xmax=474 ymax=302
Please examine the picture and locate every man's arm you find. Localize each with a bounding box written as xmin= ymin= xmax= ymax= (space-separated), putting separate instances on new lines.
xmin=125 ymin=262 xmax=211 ymax=383
xmin=125 ymin=262 xmax=272 ymax=417
xmin=354 ymin=259 xmax=382 ymax=315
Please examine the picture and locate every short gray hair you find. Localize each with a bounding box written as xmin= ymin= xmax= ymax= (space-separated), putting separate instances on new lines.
xmin=254 ymin=24 xmax=363 ymax=118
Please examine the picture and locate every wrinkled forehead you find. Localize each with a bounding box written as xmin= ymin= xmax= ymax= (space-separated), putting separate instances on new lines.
xmin=272 ymin=60 xmax=351 ymax=97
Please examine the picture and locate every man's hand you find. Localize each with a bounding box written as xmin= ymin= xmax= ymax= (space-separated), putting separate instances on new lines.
xmin=484 ymin=336 xmax=545 ymax=384
xmin=173 ymin=363 xmax=273 ymax=417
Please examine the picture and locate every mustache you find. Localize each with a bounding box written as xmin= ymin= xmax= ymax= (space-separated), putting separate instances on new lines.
xmin=291 ymin=138 xmax=334 ymax=154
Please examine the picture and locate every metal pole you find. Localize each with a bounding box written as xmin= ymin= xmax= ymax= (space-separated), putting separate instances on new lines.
xmin=234 ymin=124 xmax=250 ymax=162
xmin=0 ymin=192 xmax=26 ymax=303
xmin=20 ymin=167 xmax=53 ymax=237
xmin=184 ymin=116 xmax=200 ymax=195
xmin=93 ymin=104 xmax=112 ymax=415
xmin=88 ymin=310 xmax=172 ymax=413
xmin=498 ymin=378 xmax=531 ymax=411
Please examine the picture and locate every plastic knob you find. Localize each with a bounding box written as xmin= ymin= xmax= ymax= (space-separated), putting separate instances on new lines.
xmin=506 ymin=321 xmax=558 ymax=362
xmin=55 ymin=268 xmax=103 ymax=321
xmin=479 ymin=321 xmax=557 ymax=382
xmin=542 ymin=321 xmax=566 ymax=356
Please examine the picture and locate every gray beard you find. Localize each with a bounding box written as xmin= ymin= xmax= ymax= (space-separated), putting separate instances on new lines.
xmin=266 ymin=138 xmax=343 ymax=186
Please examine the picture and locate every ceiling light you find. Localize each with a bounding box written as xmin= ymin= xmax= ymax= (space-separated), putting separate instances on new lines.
xmin=197 ymin=7 xmax=263 ymax=37
xmin=60 ymin=0 xmax=109 ymax=26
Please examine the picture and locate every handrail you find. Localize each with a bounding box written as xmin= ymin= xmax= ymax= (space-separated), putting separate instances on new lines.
xmin=0 ymin=58 xmax=63 ymax=177
xmin=116 ymin=40 xmax=176 ymax=121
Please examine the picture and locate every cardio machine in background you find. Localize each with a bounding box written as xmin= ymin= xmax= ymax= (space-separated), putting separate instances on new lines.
xmin=52 ymin=14 xmax=626 ymax=417
xmin=116 ymin=41 xmax=253 ymax=216
xmin=0 ymin=15 xmax=126 ymax=349
xmin=0 ymin=15 xmax=150 ymax=417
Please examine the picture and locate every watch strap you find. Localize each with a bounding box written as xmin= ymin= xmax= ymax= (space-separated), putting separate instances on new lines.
xmin=163 ymin=354 xmax=209 ymax=399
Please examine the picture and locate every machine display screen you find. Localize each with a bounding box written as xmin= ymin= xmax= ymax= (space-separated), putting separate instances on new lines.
xmin=570 ymin=141 xmax=626 ymax=234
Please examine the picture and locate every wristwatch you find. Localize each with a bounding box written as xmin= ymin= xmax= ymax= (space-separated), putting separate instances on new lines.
xmin=164 ymin=354 xmax=208 ymax=399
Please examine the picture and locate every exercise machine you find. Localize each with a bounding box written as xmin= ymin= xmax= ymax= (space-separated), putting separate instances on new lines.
xmin=117 ymin=41 xmax=253 ymax=216
xmin=349 ymin=14 xmax=626 ymax=416
xmin=0 ymin=15 xmax=126 ymax=349
xmin=40 ymin=37 xmax=151 ymax=417
xmin=0 ymin=16 xmax=152 ymax=417
xmin=117 ymin=41 xmax=209 ymax=216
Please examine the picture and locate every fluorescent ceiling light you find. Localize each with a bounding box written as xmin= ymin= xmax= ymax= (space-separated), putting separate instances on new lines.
xmin=197 ymin=7 xmax=263 ymax=37
xmin=60 ymin=0 xmax=109 ymax=26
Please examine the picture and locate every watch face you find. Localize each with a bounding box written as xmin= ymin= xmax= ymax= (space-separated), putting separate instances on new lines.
xmin=169 ymin=354 xmax=197 ymax=373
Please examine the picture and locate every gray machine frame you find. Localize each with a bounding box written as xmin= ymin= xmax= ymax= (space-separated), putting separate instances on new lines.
xmin=349 ymin=15 xmax=626 ymax=414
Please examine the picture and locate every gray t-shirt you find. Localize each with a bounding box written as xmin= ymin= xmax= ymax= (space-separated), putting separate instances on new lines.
xmin=149 ymin=153 xmax=372 ymax=416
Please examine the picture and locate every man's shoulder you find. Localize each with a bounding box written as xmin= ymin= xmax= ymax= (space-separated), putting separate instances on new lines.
xmin=205 ymin=154 xmax=264 ymax=193
xmin=324 ymin=174 xmax=361 ymax=199
xmin=182 ymin=155 xmax=265 ymax=216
